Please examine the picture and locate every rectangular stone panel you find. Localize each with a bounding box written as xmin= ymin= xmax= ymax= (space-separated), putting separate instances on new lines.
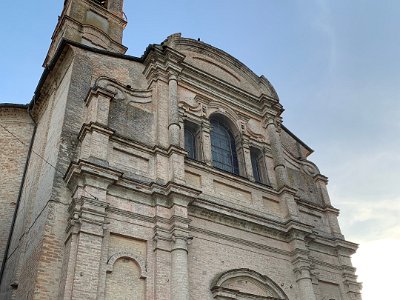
xmin=213 ymin=180 xmax=252 ymax=202
xmin=110 ymin=146 xmax=149 ymax=175
xmin=262 ymin=196 xmax=281 ymax=216
xmin=185 ymin=171 xmax=201 ymax=189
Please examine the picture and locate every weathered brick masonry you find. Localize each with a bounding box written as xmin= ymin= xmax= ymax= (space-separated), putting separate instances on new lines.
xmin=0 ymin=0 xmax=362 ymax=299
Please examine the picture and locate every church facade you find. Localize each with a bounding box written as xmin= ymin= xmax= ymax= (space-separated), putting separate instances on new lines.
xmin=0 ymin=0 xmax=362 ymax=299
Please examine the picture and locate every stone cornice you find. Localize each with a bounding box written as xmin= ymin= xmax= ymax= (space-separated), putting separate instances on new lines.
xmin=143 ymin=45 xmax=185 ymax=84
xmin=296 ymin=198 xmax=339 ymax=213
xmin=142 ymin=41 xmax=281 ymax=119
xmin=77 ymin=122 xmax=115 ymax=142
xmin=189 ymin=198 xmax=292 ymax=241
xmin=65 ymin=159 xmax=122 ymax=182
xmin=178 ymin=67 xmax=279 ymax=118
xmin=167 ymin=35 xmax=279 ymax=100
xmin=190 ymin=226 xmax=290 ymax=257
xmin=185 ymin=159 xmax=275 ymax=194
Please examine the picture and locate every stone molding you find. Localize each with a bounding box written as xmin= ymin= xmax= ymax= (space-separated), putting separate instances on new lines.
xmin=211 ymin=268 xmax=288 ymax=300
xmin=94 ymin=76 xmax=152 ymax=103
xmin=167 ymin=35 xmax=278 ymax=100
xmin=106 ymin=251 xmax=147 ymax=279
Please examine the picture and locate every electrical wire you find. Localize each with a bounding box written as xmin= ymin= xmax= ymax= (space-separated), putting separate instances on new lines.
xmin=0 ymin=122 xmax=97 ymax=200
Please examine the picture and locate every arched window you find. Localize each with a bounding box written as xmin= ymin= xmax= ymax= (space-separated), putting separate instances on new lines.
xmin=210 ymin=117 xmax=239 ymax=175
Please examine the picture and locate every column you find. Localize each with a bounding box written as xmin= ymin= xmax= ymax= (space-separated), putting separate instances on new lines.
xmin=294 ymin=264 xmax=317 ymax=300
xmin=290 ymin=230 xmax=317 ymax=300
xmin=168 ymin=73 xmax=180 ymax=146
xmin=265 ymin=118 xmax=299 ymax=219
xmin=265 ymin=118 xmax=288 ymax=188
xmin=171 ymin=234 xmax=189 ymax=300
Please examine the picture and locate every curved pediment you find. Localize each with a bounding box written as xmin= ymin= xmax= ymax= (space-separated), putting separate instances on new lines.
xmin=164 ymin=33 xmax=279 ymax=100
xmin=211 ymin=269 xmax=288 ymax=300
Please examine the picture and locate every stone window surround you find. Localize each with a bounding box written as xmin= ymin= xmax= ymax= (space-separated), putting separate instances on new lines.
xmin=183 ymin=113 xmax=272 ymax=187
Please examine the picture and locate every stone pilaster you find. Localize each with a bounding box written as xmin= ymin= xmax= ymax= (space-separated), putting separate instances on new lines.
xmin=78 ymin=123 xmax=114 ymax=162
xmin=85 ymin=88 xmax=113 ymax=126
xmin=265 ymin=118 xmax=289 ymax=188
xmin=200 ymin=120 xmax=212 ymax=166
xmin=242 ymin=137 xmax=255 ymax=181
xmin=153 ymin=217 xmax=172 ymax=300
xmin=315 ymin=175 xmax=343 ymax=238
xmin=293 ymin=259 xmax=317 ymax=300
xmin=168 ymin=73 xmax=181 ymax=147
xmin=63 ymin=162 xmax=121 ymax=299
xmin=265 ymin=117 xmax=299 ymax=219
xmin=64 ymin=192 xmax=109 ymax=300
xmin=168 ymin=147 xmax=186 ymax=184
xmin=152 ymin=183 xmax=200 ymax=300
xmin=288 ymin=229 xmax=317 ymax=300
xmin=171 ymin=232 xmax=190 ymax=300
xmin=169 ymin=192 xmax=191 ymax=300
xmin=79 ymin=88 xmax=114 ymax=162
xmin=336 ymin=243 xmax=362 ymax=300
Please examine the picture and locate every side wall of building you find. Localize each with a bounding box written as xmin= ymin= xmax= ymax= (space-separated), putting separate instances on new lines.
xmin=0 ymin=53 xmax=75 ymax=299
xmin=0 ymin=106 xmax=34 ymax=278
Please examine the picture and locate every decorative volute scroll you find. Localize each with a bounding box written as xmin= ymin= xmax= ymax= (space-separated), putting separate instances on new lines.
xmin=95 ymin=76 xmax=152 ymax=104
xmin=300 ymin=159 xmax=320 ymax=177
xmin=179 ymin=101 xmax=207 ymax=118
xmin=211 ymin=269 xmax=288 ymax=300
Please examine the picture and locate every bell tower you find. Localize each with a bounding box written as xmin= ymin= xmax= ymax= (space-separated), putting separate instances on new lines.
xmin=44 ymin=0 xmax=127 ymax=66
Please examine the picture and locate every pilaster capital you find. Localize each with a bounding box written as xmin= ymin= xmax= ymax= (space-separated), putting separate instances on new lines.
xmin=171 ymin=230 xmax=190 ymax=252
xmin=168 ymin=71 xmax=179 ymax=82
xmin=292 ymin=257 xmax=314 ymax=281
xmin=66 ymin=195 xmax=109 ymax=237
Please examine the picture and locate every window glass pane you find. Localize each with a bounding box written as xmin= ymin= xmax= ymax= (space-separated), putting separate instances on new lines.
xmin=251 ymin=149 xmax=262 ymax=183
xmin=210 ymin=119 xmax=239 ymax=174
xmin=184 ymin=128 xmax=196 ymax=159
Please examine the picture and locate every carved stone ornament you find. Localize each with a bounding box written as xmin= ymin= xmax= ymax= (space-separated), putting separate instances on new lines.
xmin=95 ymin=76 xmax=152 ymax=104
xmin=179 ymin=101 xmax=206 ymax=117
xmin=301 ymin=160 xmax=320 ymax=177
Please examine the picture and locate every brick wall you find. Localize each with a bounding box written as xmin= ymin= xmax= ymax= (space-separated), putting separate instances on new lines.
xmin=0 ymin=106 xmax=34 ymax=274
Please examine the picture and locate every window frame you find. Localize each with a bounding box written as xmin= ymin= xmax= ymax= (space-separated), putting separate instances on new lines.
xmin=250 ymin=146 xmax=270 ymax=185
xmin=183 ymin=120 xmax=200 ymax=161
xmin=210 ymin=117 xmax=240 ymax=175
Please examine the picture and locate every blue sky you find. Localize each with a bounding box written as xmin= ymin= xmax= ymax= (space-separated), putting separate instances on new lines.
xmin=1 ymin=1 xmax=399 ymax=298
